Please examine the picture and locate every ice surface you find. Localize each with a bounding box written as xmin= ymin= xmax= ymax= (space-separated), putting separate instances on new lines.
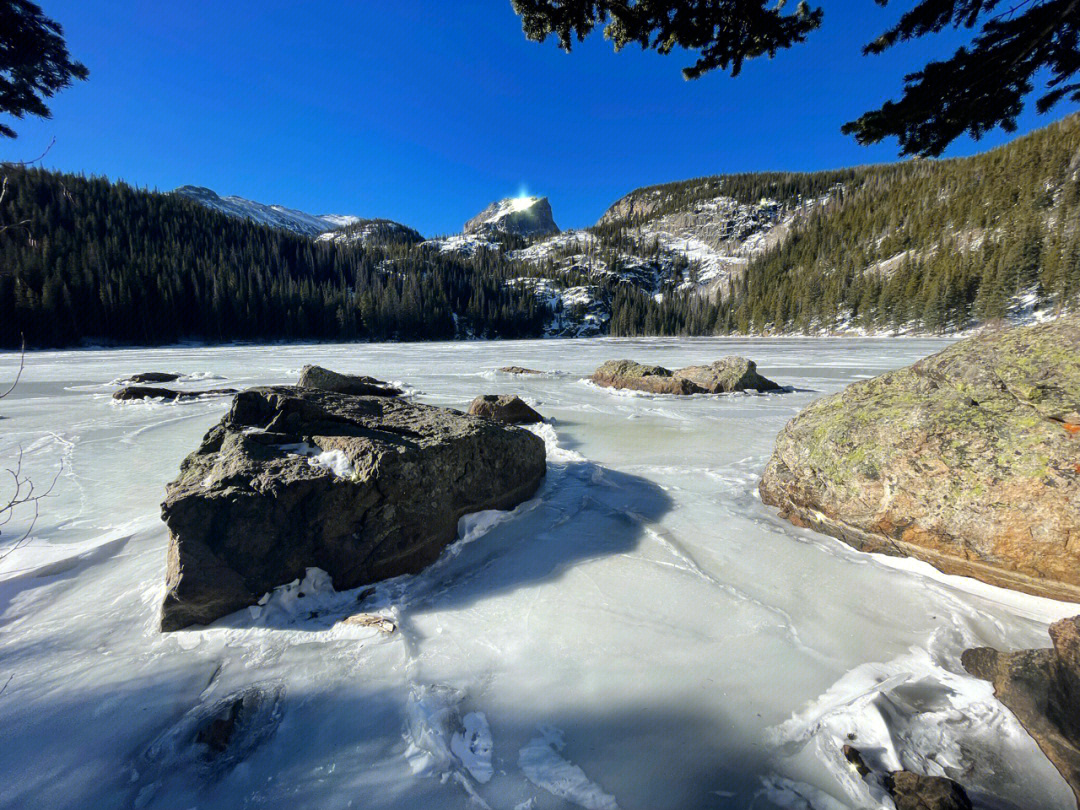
xmin=0 ymin=337 xmax=1076 ymax=809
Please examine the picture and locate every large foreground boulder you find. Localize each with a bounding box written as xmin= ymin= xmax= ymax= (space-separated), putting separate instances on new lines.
xmin=160 ymin=386 xmax=546 ymax=630
xmin=760 ymin=316 xmax=1080 ymax=601
xmin=590 ymin=357 xmax=780 ymax=395
xmin=296 ymin=364 xmax=401 ymax=396
xmin=962 ymin=616 xmax=1080 ymax=804
xmin=467 ymin=395 xmax=544 ymax=424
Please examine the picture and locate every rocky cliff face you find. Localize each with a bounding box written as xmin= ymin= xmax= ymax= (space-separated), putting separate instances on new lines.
xmin=759 ymin=316 xmax=1080 ymax=601
xmin=464 ymin=196 xmax=559 ymax=238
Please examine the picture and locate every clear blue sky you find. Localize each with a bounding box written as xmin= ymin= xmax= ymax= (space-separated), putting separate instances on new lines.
xmin=2 ymin=1 xmax=1076 ymax=236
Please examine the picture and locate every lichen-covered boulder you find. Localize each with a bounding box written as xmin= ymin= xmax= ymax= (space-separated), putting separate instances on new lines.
xmin=159 ymin=386 xmax=546 ymax=630
xmin=673 ymin=356 xmax=781 ymax=393
xmin=590 ymin=360 xmax=698 ymax=395
xmin=760 ymin=316 xmax=1080 ymax=601
xmin=963 ymin=615 xmax=1080 ymax=803
xmin=296 ymin=364 xmax=401 ymax=396
xmin=467 ymin=394 xmax=543 ymax=424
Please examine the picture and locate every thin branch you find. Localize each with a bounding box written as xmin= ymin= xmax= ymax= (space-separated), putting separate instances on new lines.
xmin=0 ymin=336 xmax=25 ymax=399
xmin=0 ymin=137 xmax=56 ymax=168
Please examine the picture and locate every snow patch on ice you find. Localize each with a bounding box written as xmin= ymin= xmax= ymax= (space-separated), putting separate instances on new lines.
xmin=518 ymin=725 xmax=619 ymax=810
xmin=451 ymin=712 xmax=495 ymax=784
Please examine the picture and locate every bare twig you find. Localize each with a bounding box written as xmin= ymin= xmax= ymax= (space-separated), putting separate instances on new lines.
xmin=0 ymin=336 xmax=25 ymax=399
xmin=0 ymin=136 xmax=55 ymax=168
xmin=0 ymin=447 xmax=62 ymax=561
xmin=0 ymin=674 xmax=12 ymax=698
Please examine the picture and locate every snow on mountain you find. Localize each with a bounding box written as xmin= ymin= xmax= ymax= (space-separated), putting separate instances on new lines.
xmin=174 ymin=185 xmax=361 ymax=237
xmin=316 ymin=219 xmax=424 ymax=247
xmin=421 ymin=233 xmax=504 ymax=256
xmin=463 ymin=196 xmax=559 ymax=238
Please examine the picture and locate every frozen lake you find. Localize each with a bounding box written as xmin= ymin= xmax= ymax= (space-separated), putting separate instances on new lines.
xmin=0 ymin=337 xmax=1075 ymax=810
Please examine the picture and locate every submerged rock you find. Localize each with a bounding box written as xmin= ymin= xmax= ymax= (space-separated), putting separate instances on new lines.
xmin=159 ymin=386 xmax=546 ymax=630
xmin=760 ymin=316 xmax=1080 ymax=601
xmin=467 ymin=394 xmax=544 ymax=425
xmin=673 ymin=357 xmax=781 ymax=393
xmin=113 ymin=386 xmax=237 ymax=401
xmin=590 ymin=357 xmax=779 ymax=395
xmin=962 ymin=615 xmax=1080 ymax=803
xmin=499 ymin=366 xmax=544 ymax=375
xmin=120 ymin=372 xmax=180 ymax=384
xmin=296 ymin=364 xmax=401 ymax=396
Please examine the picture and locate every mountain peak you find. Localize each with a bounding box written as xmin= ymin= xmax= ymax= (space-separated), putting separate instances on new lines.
xmin=464 ymin=196 xmax=559 ymax=238
xmin=173 ymin=185 xmax=360 ymax=237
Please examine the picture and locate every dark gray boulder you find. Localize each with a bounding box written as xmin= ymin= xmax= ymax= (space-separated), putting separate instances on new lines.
xmin=159 ymin=386 xmax=546 ymax=630
xmin=121 ymin=372 xmax=181 ymax=384
xmin=296 ymin=364 xmax=401 ymax=396
xmin=113 ymin=386 xmax=237 ymax=401
xmin=499 ymin=366 xmax=544 ymax=375
xmin=467 ymin=394 xmax=544 ymax=424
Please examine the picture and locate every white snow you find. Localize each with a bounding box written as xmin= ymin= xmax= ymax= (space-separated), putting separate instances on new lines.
xmin=174 ymin=185 xmax=360 ymax=237
xmin=0 ymin=336 xmax=1075 ymax=810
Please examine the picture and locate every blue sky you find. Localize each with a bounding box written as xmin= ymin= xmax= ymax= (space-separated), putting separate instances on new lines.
xmin=2 ymin=1 xmax=1076 ymax=235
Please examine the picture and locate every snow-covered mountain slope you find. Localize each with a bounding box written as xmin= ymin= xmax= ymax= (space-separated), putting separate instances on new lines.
xmin=464 ymin=196 xmax=559 ymax=238
xmin=174 ymin=185 xmax=361 ymax=237
xmin=316 ymin=219 xmax=424 ymax=247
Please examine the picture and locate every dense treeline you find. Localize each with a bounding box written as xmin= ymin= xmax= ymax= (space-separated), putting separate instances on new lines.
xmin=0 ymin=169 xmax=556 ymax=347
xmin=610 ymin=113 xmax=1080 ymax=334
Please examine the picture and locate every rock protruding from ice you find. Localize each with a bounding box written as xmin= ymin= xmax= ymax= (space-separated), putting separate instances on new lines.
xmin=760 ymin=315 xmax=1080 ymax=601
xmin=112 ymin=385 xmax=238 ymax=401
xmin=464 ymin=196 xmax=559 ymax=238
xmin=159 ymin=384 xmax=546 ymax=630
xmin=296 ymin=364 xmax=401 ymax=396
xmin=963 ymin=615 xmax=1080 ymax=803
xmin=590 ymin=357 xmax=781 ymax=395
xmin=467 ymin=394 xmax=544 ymax=425
xmin=842 ymin=746 xmax=973 ymax=810
xmin=173 ymin=185 xmax=361 ymax=237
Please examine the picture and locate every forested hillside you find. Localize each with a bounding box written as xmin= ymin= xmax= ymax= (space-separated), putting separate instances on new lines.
xmin=601 ymin=114 xmax=1080 ymax=335
xmin=3 ymin=115 xmax=1079 ymax=347
xmin=0 ymin=170 xmax=559 ymax=347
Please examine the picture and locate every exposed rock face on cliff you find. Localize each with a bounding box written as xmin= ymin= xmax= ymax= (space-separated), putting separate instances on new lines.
xmin=467 ymin=395 xmax=543 ymax=424
xmin=963 ymin=616 xmax=1080 ymax=804
xmin=760 ymin=316 xmax=1080 ymax=601
xmin=464 ymin=196 xmax=559 ymax=238
xmin=590 ymin=357 xmax=781 ymax=395
xmin=159 ymin=385 xmax=546 ymax=630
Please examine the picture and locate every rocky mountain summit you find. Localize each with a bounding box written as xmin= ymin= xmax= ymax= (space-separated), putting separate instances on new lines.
xmin=174 ymin=185 xmax=360 ymax=237
xmin=760 ymin=316 xmax=1080 ymax=601
xmin=464 ymin=196 xmax=559 ymax=238
xmin=159 ymin=372 xmax=546 ymax=630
